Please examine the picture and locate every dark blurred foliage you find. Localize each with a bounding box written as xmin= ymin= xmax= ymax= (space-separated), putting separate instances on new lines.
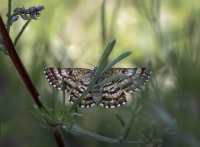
xmin=1 ymin=0 xmax=200 ymax=147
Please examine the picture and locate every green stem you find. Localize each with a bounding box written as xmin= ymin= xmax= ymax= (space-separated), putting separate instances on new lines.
xmin=62 ymin=91 xmax=66 ymax=105
xmin=115 ymin=114 xmax=125 ymax=127
xmin=70 ymin=124 xmax=147 ymax=144
xmin=119 ymin=106 xmax=142 ymax=141
xmin=53 ymin=126 xmax=65 ymax=147
xmin=62 ymin=82 xmax=66 ymax=105
xmin=109 ymin=0 xmax=121 ymax=38
xmin=101 ymin=0 xmax=107 ymax=46
xmin=6 ymin=0 xmax=12 ymax=32
xmin=14 ymin=20 xmax=31 ymax=46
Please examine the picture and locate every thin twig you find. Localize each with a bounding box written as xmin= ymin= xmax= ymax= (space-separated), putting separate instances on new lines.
xmin=14 ymin=20 xmax=31 ymax=46
xmin=6 ymin=0 xmax=12 ymax=32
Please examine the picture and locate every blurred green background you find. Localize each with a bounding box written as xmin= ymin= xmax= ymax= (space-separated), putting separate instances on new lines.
xmin=1 ymin=0 xmax=200 ymax=147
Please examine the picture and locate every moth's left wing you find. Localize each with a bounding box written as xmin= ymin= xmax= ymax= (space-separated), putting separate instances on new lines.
xmin=99 ymin=68 xmax=151 ymax=108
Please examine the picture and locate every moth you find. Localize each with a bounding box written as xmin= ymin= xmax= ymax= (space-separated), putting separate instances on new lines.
xmin=44 ymin=65 xmax=151 ymax=108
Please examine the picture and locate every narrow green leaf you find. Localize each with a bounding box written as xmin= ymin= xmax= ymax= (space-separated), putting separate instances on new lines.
xmin=95 ymin=74 xmax=128 ymax=88
xmin=96 ymin=39 xmax=116 ymax=75
xmin=102 ymin=51 xmax=131 ymax=74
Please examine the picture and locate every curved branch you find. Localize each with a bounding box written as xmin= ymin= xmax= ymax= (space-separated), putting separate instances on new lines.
xmin=0 ymin=15 xmax=66 ymax=147
xmin=0 ymin=15 xmax=44 ymax=109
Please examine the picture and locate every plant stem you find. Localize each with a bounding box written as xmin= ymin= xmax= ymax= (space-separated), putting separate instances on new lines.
xmin=0 ymin=16 xmax=44 ymax=110
xmin=109 ymin=0 xmax=121 ymax=38
xmin=53 ymin=127 xmax=65 ymax=147
xmin=61 ymin=79 xmax=66 ymax=105
xmin=0 ymin=16 xmax=66 ymax=147
xmin=119 ymin=106 xmax=142 ymax=141
xmin=63 ymin=92 xmax=66 ymax=105
xmin=101 ymin=0 xmax=107 ymax=46
xmin=14 ymin=20 xmax=31 ymax=46
xmin=6 ymin=0 xmax=12 ymax=32
xmin=70 ymin=124 xmax=152 ymax=144
xmin=115 ymin=114 xmax=125 ymax=127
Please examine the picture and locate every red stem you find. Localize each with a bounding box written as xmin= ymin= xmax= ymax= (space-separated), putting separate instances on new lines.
xmin=0 ymin=15 xmax=66 ymax=147
xmin=53 ymin=127 xmax=66 ymax=147
xmin=0 ymin=16 xmax=44 ymax=109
